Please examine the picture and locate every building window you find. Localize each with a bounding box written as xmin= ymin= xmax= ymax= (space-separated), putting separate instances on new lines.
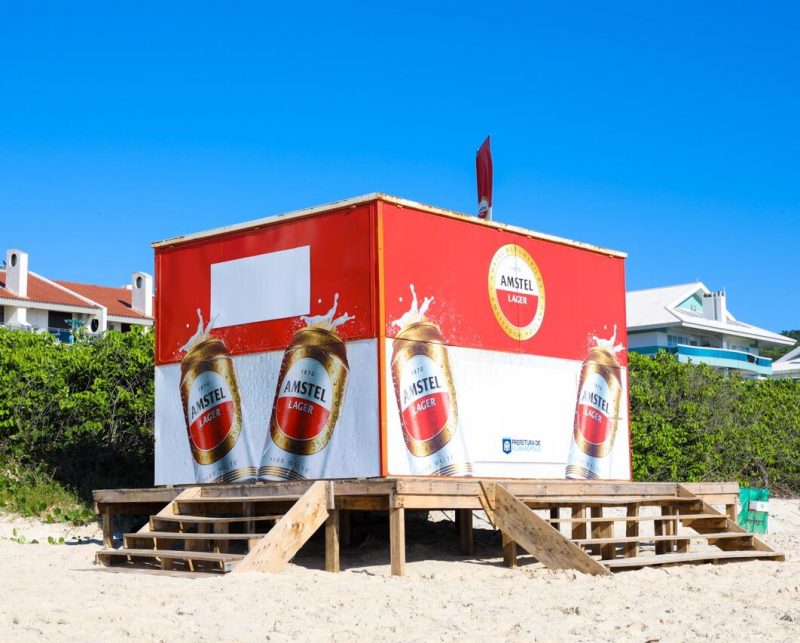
xmin=0 ymin=306 xmax=4 ymax=324
xmin=48 ymin=311 xmax=72 ymax=330
xmin=121 ymin=323 xmax=131 ymax=333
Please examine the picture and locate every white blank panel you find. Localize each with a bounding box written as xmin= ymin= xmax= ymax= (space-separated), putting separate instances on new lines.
xmin=211 ymin=246 xmax=310 ymax=328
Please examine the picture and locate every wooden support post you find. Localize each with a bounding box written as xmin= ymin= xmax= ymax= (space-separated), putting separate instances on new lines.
xmin=213 ymin=522 xmax=229 ymax=554
xmin=456 ymin=509 xmax=474 ymax=556
xmin=589 ymin=507 xmax=603 ymax=556
xmin=662 ymin=504 xmax=675 ymax=554
xmin=550 ymin=507 xmax=560 ymax=533
xmin=244 ymin=501 xmax=255 ymax=534
xmin=325 ymin=509 xmax=340 ymax=573
xmin=726 ymin=502 xmax=737 ymax=523
xmin=390 ymin=507 xmax=406 ymax=577
xmin=623 ymin=504 xmax=639 ymax=558
xmin=572 ymin=505 xmax=586 ymax=541
xmin=102 ymin=505 xmax=113 ymax=548
xmin=654 ymin=516 xmax=665 ymax=555
xmin=502 ymin=532 xmax=517 ymax=568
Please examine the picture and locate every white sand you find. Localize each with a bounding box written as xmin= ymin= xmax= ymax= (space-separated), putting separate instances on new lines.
xmin=1 ymin=500 xmax=799 ymax=642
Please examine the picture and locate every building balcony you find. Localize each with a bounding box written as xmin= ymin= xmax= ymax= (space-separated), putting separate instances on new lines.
xmin=631 ymin=344 xmax=773 ymax=376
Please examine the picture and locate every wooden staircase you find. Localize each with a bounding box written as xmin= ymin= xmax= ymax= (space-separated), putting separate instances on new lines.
xmin=96 ymin=482 xmax=331 ymax=575
xmin=484 ymin=483 xmax=784 ymax=575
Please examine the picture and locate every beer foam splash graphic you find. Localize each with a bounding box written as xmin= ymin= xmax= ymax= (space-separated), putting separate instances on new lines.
xmin=180 ymin=309 xmax=218 ymax=353
xmin=301 ymin=293 xmax=353 ymax=331
xmin=392 ymin=284 xmax=433 ymax=330
xmin=592 ymin=325 xmax=625 ymax=354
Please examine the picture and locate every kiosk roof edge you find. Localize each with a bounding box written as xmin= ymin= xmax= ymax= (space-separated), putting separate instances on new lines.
xmin=151 ymin=193 xmax=627 ymax=259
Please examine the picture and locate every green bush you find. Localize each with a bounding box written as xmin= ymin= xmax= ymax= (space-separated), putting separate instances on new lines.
xmin=629 ymin=351 xmax=800 ymax=495
xmin=0 ymin=327 xmax=154 ymax=501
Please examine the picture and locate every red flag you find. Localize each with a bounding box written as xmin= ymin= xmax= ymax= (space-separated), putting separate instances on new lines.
xmin=476 ymin=136 xmax=493 ymax=220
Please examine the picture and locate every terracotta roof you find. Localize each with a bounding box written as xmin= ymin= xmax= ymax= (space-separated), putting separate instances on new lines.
xmin=0 ymin=270 xmax=98 ymax=309
xmin=55 ymin=281 xmax=152 ymax=320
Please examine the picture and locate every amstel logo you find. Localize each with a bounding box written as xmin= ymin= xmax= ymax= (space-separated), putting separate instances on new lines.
xmin=488 ymin=244 xmax=545 ymax=340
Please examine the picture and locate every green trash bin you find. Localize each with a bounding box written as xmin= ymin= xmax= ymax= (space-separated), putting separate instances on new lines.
xmin=738 ymin=487 xmax=770 ymax=534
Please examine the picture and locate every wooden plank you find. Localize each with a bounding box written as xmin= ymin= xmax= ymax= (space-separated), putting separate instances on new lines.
xmin=456 ymin=509 xmax=474 ymax=556
xmin=501 ymin=531 xmax=517 ymax=568
xmin=97 ymin=548 xmax=243 ymax=563
xmin=589 ymin=507 xmax=604 ymax=557
xmin=151 ymin=514 xmax=282 ymax=526
xmin=325 ymin=509 xmax=340 ymax=573
xmin=492 ymin=485 xmax=610 ymax=576
xmin=624 ymin=504 xmax=639 ymax=558
xmin=546 ymin=513 xmax=723 ymax=524
xmin=574 ymin=532 xmax=754 ymax=546
xmin=395 ymin=479 xmax=679 ymax=497
xmin=335 ymin=496 xmax=389 ymax=511
xmin=606 ymin=550 xmax=784 ymax=570
xmin=93 ymin=486 xmax=190 ymax=504
xmin=390 ymin=507 xmax=406 ymax=577
xmin=571 ymin=505 xmax=586 ymax=541
xmin=519 ymin=495 xmax=699 ymax=506
xmin=102 ymin=505 xmax=113 ymax=548
xmin=126 ymin=531 xmax=270 ymax=541
xmin=232 ymin=481 xmax=330 ymax=574
xmin=479 ymin=481 xmax=496 ymax=528
xmin=392 ymin=494 xmax=482 ymax=510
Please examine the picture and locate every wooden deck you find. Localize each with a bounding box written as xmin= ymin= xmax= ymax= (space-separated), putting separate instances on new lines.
xmin=93 ymin=478 xmax=783 ymax=577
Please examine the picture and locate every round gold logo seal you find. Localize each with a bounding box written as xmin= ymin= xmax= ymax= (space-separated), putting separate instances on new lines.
xmin=488 ymin=244 xmax=545 ymax=340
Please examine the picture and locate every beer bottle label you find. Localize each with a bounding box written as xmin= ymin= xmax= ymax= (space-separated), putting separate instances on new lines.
xmin=399 ymin=354 xmax=451 ymax=442
xmin=187 ymin=370 xmax=236 ymax=452
xmin=575 ymin=372 xmax=612 ymax=445
xmin=275 ymin=357 xmax=333 ymax=441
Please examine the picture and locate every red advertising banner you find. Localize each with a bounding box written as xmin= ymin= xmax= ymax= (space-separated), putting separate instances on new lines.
xmin=154 ymin=205 xmax=377 ymax=365
xmin=381 ymin=202 xmax=628 ymax=365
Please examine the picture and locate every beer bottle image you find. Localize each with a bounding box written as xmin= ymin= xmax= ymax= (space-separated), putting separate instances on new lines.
xmin=565 ymin=327 xmax=624 ymax=479
xmin=259 ymin=294 xmax=352 ymax=480
xmin=179 ymin=309 xmax=256 ymax=483
xmin=391 ymin=285 xmax=472 ymax=476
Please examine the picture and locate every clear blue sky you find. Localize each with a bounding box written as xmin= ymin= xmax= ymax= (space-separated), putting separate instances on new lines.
xmin=1 ymin=2 xmax=798 ymax=332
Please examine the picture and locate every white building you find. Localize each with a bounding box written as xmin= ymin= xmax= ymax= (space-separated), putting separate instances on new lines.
xmin=626 ymin=282 xmax=795 ymax=377
xmin=772 ymin=346 xmax=800 ymax=380
xmin=0 ymin=248 xmax=153 ymax=339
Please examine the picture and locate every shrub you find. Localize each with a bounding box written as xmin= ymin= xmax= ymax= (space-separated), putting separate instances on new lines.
xmin=0 ymin=327 xmax=154 ymax=500
xmin=629 ymin=351 xmax=800 ymax=495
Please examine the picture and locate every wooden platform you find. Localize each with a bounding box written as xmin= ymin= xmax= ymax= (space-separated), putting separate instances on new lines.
xmin=93 ymin=478 xmax=784 ymax=577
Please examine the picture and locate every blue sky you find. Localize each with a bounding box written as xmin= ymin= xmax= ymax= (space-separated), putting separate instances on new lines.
xmin=1 ymin=2 xmax=798 ymax=332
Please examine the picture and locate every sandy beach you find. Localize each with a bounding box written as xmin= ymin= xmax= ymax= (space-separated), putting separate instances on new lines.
xmin=1 ymin=500 xmax=799 ymax=642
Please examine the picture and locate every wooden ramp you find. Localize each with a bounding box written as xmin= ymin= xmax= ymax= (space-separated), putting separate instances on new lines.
xmin=94 ymin=478 xmax=784 ymax=577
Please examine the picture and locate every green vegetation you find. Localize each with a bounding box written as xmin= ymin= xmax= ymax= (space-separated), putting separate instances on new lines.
xmin=629 ymin=351 xmax=800 ymax=495
xmin=0 ymin=327 xmax=154 ymax=522
xmin=759 ymin=329 xmax=800 ymax=361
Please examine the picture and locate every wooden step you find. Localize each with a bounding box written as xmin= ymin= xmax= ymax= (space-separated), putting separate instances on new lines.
xmin=574 ymin=532 xmax=753 ymax=546
xmin=546 ymin=513 xmax=724 ymax=524
xmin=126 ymin=531 xmax=270 ymax=542
xmin=604 ymin=550 xmax=784 ymax=570
xmin=177 ymin=495 xmax=302 ymax=505
xmin=521 ymin=495 xmax=701 ymax=506
xmin=96 ymin=547 xmax=244 ymax=572
xmin=151 ymin=514 xmax=282 ymax=528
